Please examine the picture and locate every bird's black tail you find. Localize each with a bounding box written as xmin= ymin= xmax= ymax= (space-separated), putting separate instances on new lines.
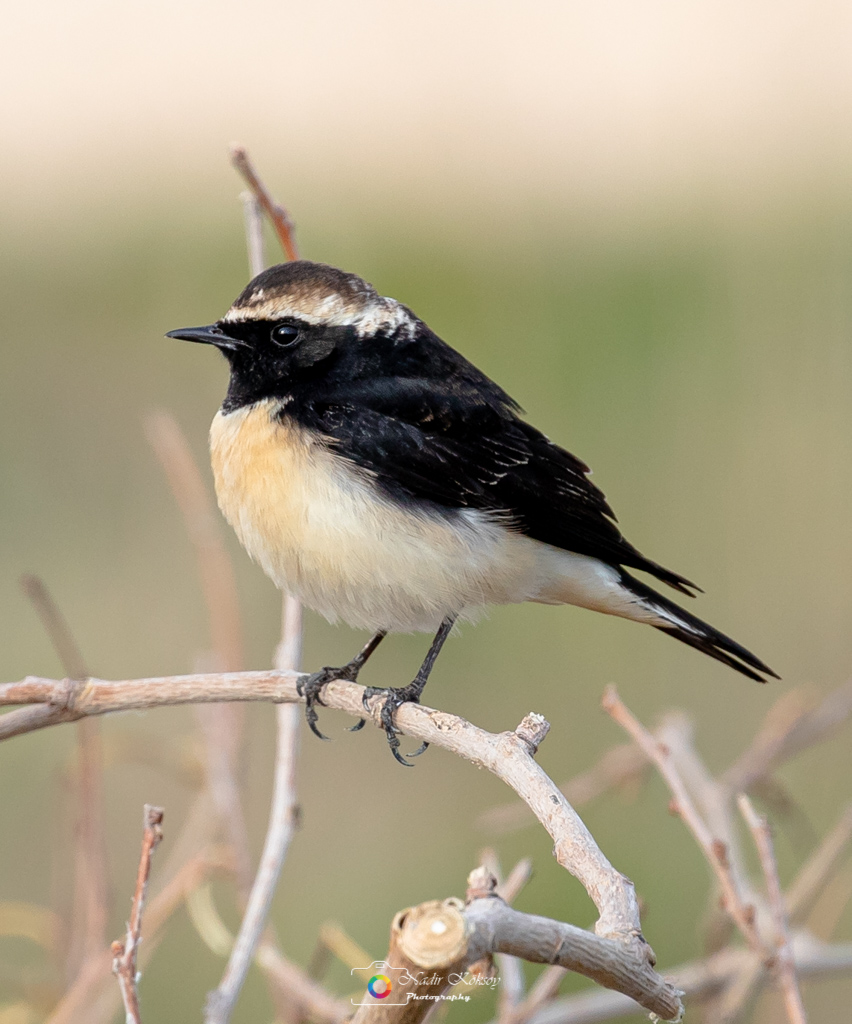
xmin=618 ymin=570 xmax=779 ymax=683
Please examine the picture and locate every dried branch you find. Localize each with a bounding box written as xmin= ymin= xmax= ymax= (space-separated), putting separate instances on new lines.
xmin=111 ymin=806 xmax=164 ymax=1024
xmin=737 ymin=794 xmax=807 ymax=1024
xmin=602 ymin=686 xmax=764 ymax=954
xmin=349 ymin=868 xmax=681 ymax=1024
xmin=20 ymin=575 xmax=88 ymax=680
xmin=497 ymin=858 xmax=534 ymax=904
xmin=1 ymin=671 xmax=680 ymax=1015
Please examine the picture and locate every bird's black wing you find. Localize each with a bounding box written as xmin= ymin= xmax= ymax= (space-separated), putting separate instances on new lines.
xmin=293 ymin=377 xmax=698 ymax=595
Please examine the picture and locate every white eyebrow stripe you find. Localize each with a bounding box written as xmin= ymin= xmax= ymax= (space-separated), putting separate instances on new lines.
xmin=223 ymin=296 xmax=415 ymax=337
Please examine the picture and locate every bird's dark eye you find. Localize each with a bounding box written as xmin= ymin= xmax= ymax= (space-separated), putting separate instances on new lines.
xmin=271 ymin=323 xmax=300 ymax=347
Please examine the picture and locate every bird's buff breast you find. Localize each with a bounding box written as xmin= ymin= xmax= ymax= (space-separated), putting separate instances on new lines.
xmin=209 ymin=400 xmax=539 ymax=632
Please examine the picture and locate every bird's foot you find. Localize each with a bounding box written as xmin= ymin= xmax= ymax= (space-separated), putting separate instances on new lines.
xmin=296 ymin=663 xmax=361 ymax=741
xmin=361 ymin=683 xmax=429 ymax=766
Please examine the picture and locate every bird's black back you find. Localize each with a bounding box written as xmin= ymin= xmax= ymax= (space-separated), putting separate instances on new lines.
xmin=234 ymin=314 xmax=701 ymax=596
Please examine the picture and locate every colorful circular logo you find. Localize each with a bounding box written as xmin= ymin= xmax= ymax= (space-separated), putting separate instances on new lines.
xmin=367 ymin=975 xmax=392 ymax=999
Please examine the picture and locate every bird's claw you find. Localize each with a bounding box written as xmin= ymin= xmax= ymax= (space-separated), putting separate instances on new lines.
xmin=362 ymin=683 xmax=430 ymax=766
xmin=297 ymin=664 xmax=359 ymax=741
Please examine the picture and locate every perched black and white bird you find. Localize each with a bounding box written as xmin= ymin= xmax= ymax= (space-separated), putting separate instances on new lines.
xmin=168 ymin=260 xmax=777 ymax=764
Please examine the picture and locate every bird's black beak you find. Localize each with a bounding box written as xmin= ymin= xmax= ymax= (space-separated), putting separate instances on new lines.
xmin=165 ymin=323 xmax=243 ymax=351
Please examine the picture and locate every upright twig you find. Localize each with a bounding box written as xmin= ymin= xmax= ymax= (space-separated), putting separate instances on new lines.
xmin=20 ymin=575 xmax=110 ymax=973
xmin=47 ymin=839 xmax=232 ymax=1024
xmin=111 ymin=806 xmax=164 ymax=1024
xmin=205 ymin=152 xmax=305 ymax=1024
xmin=737 ymin=794 xmax=808 ymax=1024
xmin=230 ymin=144 xmax=299 ymax=261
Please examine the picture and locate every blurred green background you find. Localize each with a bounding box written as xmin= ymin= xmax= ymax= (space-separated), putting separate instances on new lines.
xmin=3 ymin=2 xmax=852 ymax=1021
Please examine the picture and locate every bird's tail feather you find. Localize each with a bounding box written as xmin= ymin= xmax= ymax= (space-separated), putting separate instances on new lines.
xmin=618 ymin=570 xmax=778 ymax=683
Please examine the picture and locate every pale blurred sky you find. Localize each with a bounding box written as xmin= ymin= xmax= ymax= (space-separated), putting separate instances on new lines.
xmin=3 ymin=0 xmax=852 ymax=215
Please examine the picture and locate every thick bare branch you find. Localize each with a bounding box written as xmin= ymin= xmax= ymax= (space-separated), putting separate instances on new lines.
xmin=1 ymin=670 xmax=678 ymax=1011
xmin=350 ymin=870 xmax=681 ymax=1024
xmin=477 ymin=743 xmax=649 ymax=836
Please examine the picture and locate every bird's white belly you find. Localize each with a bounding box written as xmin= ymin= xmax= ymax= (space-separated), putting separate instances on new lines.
xmin=209 ymin=402 xmax=546 ymax=632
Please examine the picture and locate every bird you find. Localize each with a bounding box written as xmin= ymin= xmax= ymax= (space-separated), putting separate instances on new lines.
xmin=167 ymin=259 xmax=777 ymax=764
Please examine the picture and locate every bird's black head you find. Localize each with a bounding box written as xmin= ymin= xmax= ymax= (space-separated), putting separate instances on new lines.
xmin=167 ymin=260 xmax=418 ymax=411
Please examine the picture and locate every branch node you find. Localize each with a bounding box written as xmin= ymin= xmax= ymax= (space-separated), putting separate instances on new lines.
xmin=466 ymin=866 xmax=500 ymax=902
xmin=514 ymin=713 xmax=551 ymax=755
xmin=711 ymin=839 xmax=730 ymax=868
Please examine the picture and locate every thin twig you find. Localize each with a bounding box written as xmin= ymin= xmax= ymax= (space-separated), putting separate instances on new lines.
xmin=205 ymin=159 xmax=305 ymax=1024
xmin=47 ymin=844 xmax=232 ymax=1024
xmin=737 ymin=794 xmax=808 ymax=1024
xmin=601 ymin=686 xmax=764 ymax=953
xmin=111 ymin=806 xmax=164 ymax=1024
xmin=21 ymin=575 xmax=110 ymax=972
xmin=230 ymin=144 xmax=299 ymax=261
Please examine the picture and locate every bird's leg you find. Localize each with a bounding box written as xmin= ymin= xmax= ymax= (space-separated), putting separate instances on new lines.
xmin=296 ymin=630 xmax=386 ymax=740
xmin=361 ymin=616 xmax=456 ymax=766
